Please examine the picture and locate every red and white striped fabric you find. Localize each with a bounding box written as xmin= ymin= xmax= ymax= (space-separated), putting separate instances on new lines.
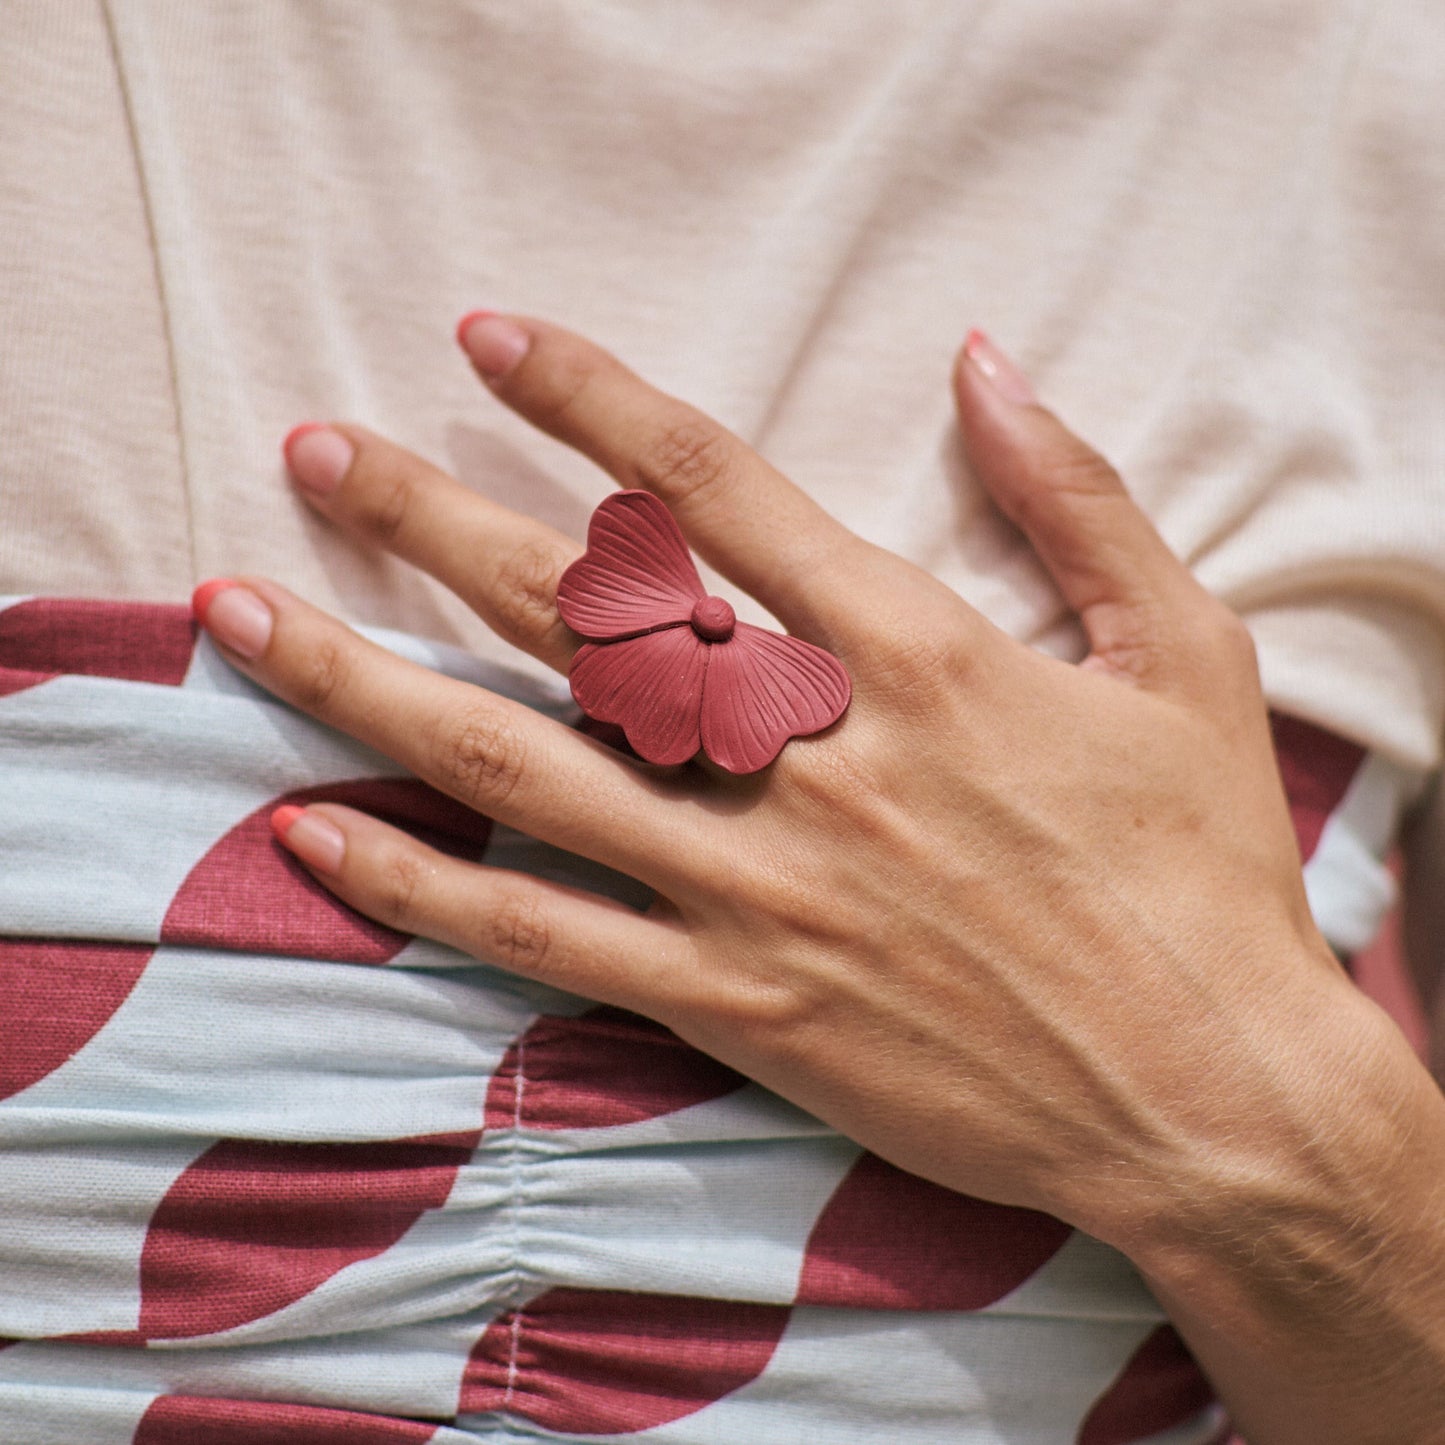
xmin=0 ymin=598 xmax=1419 ymax=1444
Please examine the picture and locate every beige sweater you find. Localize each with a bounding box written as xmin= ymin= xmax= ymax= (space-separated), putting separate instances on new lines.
xmin=4 ymin=0 xmax=1444 ymax=774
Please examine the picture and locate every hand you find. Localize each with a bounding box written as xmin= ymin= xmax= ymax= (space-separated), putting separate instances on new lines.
xmin=196 ymin=316 xmax=1445 ymax=1443
xmin=195 ymin=316 xmax=1350 ymax=1223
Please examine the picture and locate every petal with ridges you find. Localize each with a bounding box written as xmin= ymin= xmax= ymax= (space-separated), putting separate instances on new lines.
xmin=556 ymin=492 xmax=704 ymax=640
xmin=699 ymin=623 xmax=850 ymax=774
xmin=569 ymin=629 xmax=707 ymax=766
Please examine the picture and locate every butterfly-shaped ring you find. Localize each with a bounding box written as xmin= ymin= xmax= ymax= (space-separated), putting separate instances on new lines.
xmin=555 ymin=491 xmax=852 ymax=774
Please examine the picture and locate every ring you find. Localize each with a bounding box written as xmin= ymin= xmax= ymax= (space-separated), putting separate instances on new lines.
xmin=556 ymin=492 xmax=851 ymax=773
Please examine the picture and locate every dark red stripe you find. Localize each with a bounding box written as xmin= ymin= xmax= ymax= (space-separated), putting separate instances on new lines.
xmin=1076 ymin=1324 xmax=1216 ymax=1445
xmin=138 ymin=1135 xmax=479 ymax=1340
xmin=798 ymin=1151 xmax=1071 ymax=1311
xmin=134 ymin=1395 xmax=438 ymax=1444
xmin=55 ymin=1330 xmax=148 ymax=1348
xmin=0 ymin=666 xmax=56 ymax=698
xmin=483 ymin=1005 xmax=746 ymax=1133
xmin=0 ymin=598 xmax=195 ymax=691
xmin=0 ymin=939 xmax=154 ymax=1100
xmin=1269 ymin=712 xmax=1366 ymax=863
xmin=460 ymin=1287 xmax=788 ymax=1431
xmin=161 ymin=778 xmax=492 ymax=963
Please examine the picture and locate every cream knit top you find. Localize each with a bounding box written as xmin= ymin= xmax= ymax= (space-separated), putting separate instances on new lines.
xmin=3 ymin=0 xmax=1444 ymax=771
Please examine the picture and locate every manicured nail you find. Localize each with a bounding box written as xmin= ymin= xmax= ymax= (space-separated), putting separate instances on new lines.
xmin=456 ymin=310 xmax=531 ymax=379
xmin=270 ymin=804 xmax=345 ymax=874
xmin=192 ymin=580 xmax=273 ymax=659
xmin=191 ymin=578 xmax=236 ymax=624
xmin=964 ymin=329 xmax=1039 ymax=407
xmin=283 ymin=423 xmax=354 ymax=495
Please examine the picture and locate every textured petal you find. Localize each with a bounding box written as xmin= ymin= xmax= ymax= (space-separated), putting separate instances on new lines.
xmin=698 ymin=622 xmax=851 ymax=773
xmin=570 ymin=628 xmax=706 ymax=766
xmin=556 ymin=491 xmax=705 ymax=640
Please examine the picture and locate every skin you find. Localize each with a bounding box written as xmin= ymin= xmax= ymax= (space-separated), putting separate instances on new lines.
xmin=196 ymin=317 xmax=1445 ymax=1445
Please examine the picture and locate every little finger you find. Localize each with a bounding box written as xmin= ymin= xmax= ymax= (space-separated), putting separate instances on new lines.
xmin=274 ymin=801 xmax=698 ymax=1013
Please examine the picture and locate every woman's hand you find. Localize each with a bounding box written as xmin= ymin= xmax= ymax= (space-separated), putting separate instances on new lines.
xmin=195 ymin=316 xmax=1445 ymax=1444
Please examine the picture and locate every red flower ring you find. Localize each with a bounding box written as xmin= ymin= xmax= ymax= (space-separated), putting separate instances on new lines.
xmin=556 ymin=492 xmax=851 ymax=773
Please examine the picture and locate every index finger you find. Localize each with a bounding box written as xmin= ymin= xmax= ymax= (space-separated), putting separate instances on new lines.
xmin=457 ymin=313 xmax=877 ymax=649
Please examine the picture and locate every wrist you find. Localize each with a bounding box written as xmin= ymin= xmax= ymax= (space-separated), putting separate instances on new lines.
xmin=1107 ymin=973 xmax=1438 ymax=1258
xmin=1084 ymin=978 xmax=1445 ymax=1441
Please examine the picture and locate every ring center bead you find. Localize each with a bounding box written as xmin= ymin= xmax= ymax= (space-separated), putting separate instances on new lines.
xmin=690 ymin=596 xmax=736 ymax=642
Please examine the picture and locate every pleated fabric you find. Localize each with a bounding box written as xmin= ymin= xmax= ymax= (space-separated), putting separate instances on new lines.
xmin=1 ymin=598 xmax=1417 ymax=1444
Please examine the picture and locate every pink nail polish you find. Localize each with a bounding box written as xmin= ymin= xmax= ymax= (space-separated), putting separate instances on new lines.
xmin=191 ymin=577 xmax=237 ymax=624
xmin=270 ymin=805 xmax=345 ymax=874
xmin=455 ymin=309 xmax=497 ymax=348
xmin=283 ymin=423 xmax=354 ymax=495
xmin=964 ymin=329 xmax=1039 ymax=407
xmin=457 ymin=311 xmax=531 ymax=379
xmin=194 ymin=581 xmax=273 ymax=659
xmin=270 ymin=804 xmax=306 ymax=837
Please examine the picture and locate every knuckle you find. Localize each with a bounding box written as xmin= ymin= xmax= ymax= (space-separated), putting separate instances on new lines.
xmin=294 ymin=633 xmax=349 ymax=715
xmin=364 ymin=468 xmax=417 ymax=546
xmin=633 ymin=413 xmax=734 ymax=509
xmin=1012 ymin=443 xmax=1123 ymax=534
xmin=492 ymin=540 xmax=568 ymax=648
xmin=528 ymin=345 xmax=601 ymax=435
xmin=854 ymin=611 xmax=977 ymax=704
xmin=375 ymin=848 xmax=427 ymax=931
xmin=775 ymin=742 xmax=882 ymax=823
xmin=1202 ymin=602 xmax=1261 ymax=678
xmin=435 ymin=705 xmax=530 ymax=811
xmin=1040 ymin=440 xmax=1123 ymax=500
xmin=487 ymin=891 xmax=554 ymax=973
xmin=725 ymin=974 xmax=813 ymax=1040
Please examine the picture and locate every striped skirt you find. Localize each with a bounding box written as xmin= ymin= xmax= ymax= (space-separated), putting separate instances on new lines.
xmin=0 ymin=598 xmax=1411 ymax=1444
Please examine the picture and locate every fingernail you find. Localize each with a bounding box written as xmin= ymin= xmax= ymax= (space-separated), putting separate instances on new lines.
xmin=191 ymin=578 xmax=236 ymax=624
xmin=270 ymin=804 xmax=345 ymax=874
xmin=964 ymin=329 xmax=1039 ymax=407
xmin=457 ymin=310 xmax=531 ymax=379
xmin=283 ymin=423 xmax=354 ymax=495
xmin=192 ymin=580 xmax=273 ymax=659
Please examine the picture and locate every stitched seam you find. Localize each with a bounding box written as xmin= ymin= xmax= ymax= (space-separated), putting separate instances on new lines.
xmin=502 ymin=1033 xmax=528 ymax=1413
